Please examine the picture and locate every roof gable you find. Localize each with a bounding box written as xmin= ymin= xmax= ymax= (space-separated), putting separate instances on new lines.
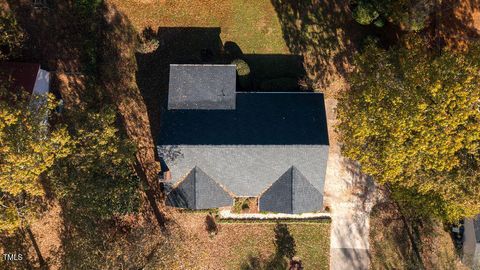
xmin=258 ymin=168 xmax=293 ymax=213
xmin=259 ymin=166 xmax=323 ymax=214
xmin=166 ymin=166 xmax=233 ymax=209
xmin=291 ymin=167 xmax=323 ymax=214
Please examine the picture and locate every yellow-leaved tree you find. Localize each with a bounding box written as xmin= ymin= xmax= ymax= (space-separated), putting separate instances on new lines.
xmin=337 ymin=36 xmax=480 ymax=222
xmin=0 ymin=82 xmax=72 ymax=234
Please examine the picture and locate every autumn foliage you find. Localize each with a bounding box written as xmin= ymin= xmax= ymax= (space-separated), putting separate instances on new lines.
xmin=337 ymin=36 xmax=480 ymax=221
xmin=0 ymin=84 xmax=71 ymax=233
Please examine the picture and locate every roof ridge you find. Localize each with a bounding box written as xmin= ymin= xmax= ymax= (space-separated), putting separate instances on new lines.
xmin=290 ymin=166 xmax=322 ymax=213
xmin=257 ymin=166 xmax=294 ymax=198
xmin=290 ymin=166 xmax=294 ymax=215
xmin=193 ymin=166 xmax=197 ymax=208
xmin=194 ymin=166 xmax=236 ymax=198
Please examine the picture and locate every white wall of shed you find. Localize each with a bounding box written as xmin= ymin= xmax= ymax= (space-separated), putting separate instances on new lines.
xmin=33 ymin=68 xmax=50 ymax=95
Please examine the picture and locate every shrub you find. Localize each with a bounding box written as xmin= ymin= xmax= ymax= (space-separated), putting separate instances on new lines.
xmin=241 ymin=201 xmax=250 ymax=210
xmin=351 ymin=0 xmax=433 ymax=31
xmin=353 ymin=2 xmax=379 ymax=25
xmin=232 ymin=59 xmax=250 ymax=76
xmin=136 ymin=38 xmax=159 ymax=54
xmin=205 ymin=214 xmax=218 ymax=236
xmin=232 ymin=59 xmax=252 ymax=90
xmin=233 ymin=198 xmax=248 ymax=213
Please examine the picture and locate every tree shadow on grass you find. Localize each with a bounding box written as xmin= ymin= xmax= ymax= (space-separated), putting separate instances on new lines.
xmin=270 ymin=0 xmax=367 ymax=93
xmin=239 ymin=223 xmax=296 ymax=270
xmin=135 ymin=27 xmax=309 ymax=144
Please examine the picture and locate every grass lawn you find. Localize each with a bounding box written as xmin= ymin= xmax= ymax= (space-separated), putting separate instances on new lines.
xmin=112 ymin=0 xmax=364 ymax=95
xmin=147 ymin=212 xmax=330 ymax=270
xmin=110 ymin=0 xmax=289 ymax=54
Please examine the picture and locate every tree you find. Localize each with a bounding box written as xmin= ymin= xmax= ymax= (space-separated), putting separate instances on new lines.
xmin=337 ymin=36 xmax=480 ymax=222
xmin=352 ymin=0 xmax=434 ymax=31
xmin=48 ymin=106 xmax=141 ymax=223
xmin=46 ymin=105 xmax=142 ymax=269
xmin=0 ymin=83 xmax=72 ymax=234
xmin=0 ymin=11 xmax=26 ymax=60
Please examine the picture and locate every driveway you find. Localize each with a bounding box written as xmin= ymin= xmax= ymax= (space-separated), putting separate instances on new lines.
xmin=323 ymin=98 xmax=383 ymax=270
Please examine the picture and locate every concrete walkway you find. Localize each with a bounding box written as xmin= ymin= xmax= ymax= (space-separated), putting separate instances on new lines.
xmin=323 ymin=99 xmax=382 ymax=270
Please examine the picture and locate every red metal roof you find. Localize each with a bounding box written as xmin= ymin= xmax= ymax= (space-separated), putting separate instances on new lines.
xmin=0 ymin=62 xmax=40 ymax=94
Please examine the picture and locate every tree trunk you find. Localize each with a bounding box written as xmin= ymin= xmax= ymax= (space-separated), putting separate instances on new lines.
xmin=24 ymin=225 xmax=47 ymax=268
xmin=134 ymin=161 xmax=167 ymax=230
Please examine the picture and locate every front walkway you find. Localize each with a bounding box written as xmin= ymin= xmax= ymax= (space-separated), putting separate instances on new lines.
xmin=323 ymin=98 xmax=382 ymax=270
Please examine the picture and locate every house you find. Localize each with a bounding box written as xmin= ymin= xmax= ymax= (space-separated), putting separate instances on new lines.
xmin=0 ymin=62 xmax=50 ymax=96
xmin=463 ymin=214 xmax=480 ymax=268
xmin=158 ymin=64 xmax=329 ymax=214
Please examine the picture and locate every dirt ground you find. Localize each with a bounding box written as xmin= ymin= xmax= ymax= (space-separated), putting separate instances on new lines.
xmin=436 ymin=0 xmax=480 ymax=49
xmin=370 ymin=202 xmax=468 ymax=270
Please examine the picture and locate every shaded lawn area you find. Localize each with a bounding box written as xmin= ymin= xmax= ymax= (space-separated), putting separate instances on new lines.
xmin=114 ymin=0 xmax=367 ymax=98
xmin=146 ymin=212 xmax=330 ymax=270
xmin=110 ymin=0 xmax=288 ymax=54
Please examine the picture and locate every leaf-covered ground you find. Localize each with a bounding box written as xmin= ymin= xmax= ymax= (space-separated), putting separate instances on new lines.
xmin=369 ymin=202 xmax=467 ymax=270
xmin=146 ymin=212 xmax=331 ymax=270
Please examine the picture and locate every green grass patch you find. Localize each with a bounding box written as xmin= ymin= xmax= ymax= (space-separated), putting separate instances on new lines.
xmin=224 ymin=223 xmax=330 ymax=270
xmin=110 ymin=0 xmax=289 ymax=54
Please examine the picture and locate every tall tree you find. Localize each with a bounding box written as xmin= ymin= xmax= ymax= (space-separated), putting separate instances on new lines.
xmin=48 ymin=106 xmax=141 ymax=223
xmin=337 ymin=36 xmax=480 ymax=221
xmin=0 ymin=83 xmax=72 ymax=234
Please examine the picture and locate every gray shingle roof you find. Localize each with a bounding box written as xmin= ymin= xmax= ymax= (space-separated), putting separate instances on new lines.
xmin=168 ymin=64 xmax=236 ymax=110
xmin=166 ymin=166 xmax=233 ymax=209
xmin=159 ymin=92 xmax=329 ymax=145
xmin=159 ymin=145 xmax=328 ymax=198
xmin=161 ymin=65 xmax=329 ymax=213
xmin=259 ymin=166 xmax=323 ymax=214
